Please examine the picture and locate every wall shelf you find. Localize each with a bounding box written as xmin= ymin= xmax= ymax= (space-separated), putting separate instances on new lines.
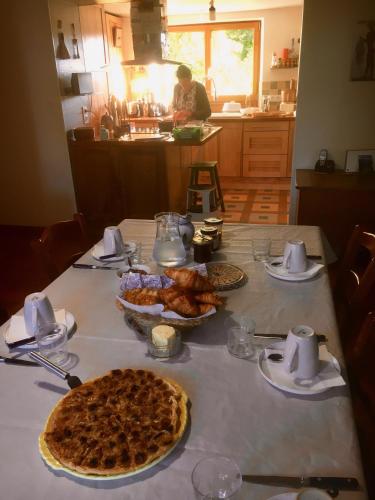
xmin=271 ymin=64 xmax=298 ymax=70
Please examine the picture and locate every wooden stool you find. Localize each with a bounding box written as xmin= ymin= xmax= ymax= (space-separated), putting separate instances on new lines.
xmin=189 ymin=161 xmax=225 ymax=211
xmin=187 ymin=184 xmax=218 ymax=218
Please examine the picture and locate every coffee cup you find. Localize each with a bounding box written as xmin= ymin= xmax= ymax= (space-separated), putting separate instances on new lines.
xmin=283 ymin=325 xmax=319 ymax=379
xmin=24 ymin=292 xmax=55 ymax=337
xmin=103 ymin=226 xmax=124 ymax=255
xmin=283 ymin=240 xmax=307 ymax=273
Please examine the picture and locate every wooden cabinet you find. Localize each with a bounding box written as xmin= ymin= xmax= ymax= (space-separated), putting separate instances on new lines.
xmin=243 ymin=154 xmax=287 ymax=177
xmin=207 ymin=120 xmax=243 ymax=177
xmin=296 ymin=169 xmax=375 ymax=258
xmin=208 ymin=117 xmax=294 ymax=179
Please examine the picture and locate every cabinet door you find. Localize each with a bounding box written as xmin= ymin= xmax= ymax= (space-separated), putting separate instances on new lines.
xmin=243 ymin=154 xmax=287 ymax=177
xmin=243 ymin=130 xmax=288 ymax=155
xmin=212 ymin=121 xmax=243 ymax=177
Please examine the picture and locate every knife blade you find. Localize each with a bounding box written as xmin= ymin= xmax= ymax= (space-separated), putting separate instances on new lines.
xmin=72 ymin=263 xmax=119 ymax=270
xmin=254 ymin=333 xmax=328 ymax=343
xmin=242 ymin=475 xmax=360 ymax=491
xmin=99 ymin=253 xmax=118 ymax=260
xmin=0 ymin=355 xmax=39 ymax=366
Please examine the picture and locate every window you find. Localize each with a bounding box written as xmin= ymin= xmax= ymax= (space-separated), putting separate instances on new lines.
xmin=167 ymin=21 xmax=260 ymax=104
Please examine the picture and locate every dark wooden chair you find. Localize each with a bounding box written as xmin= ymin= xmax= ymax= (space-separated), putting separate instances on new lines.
xmin=333 ymin=224 xmax=375 ymax=349
xmin=30 ymin=213 xmax=91 ymax=282
xmin=347 ymin=311 xmax=375 ymax=499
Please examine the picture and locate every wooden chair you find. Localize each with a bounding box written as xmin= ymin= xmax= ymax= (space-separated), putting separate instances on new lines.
xmin=333 ymin=224 xmax=375 ymax=348
xmin=31 ymin=213 xmax=90 ymax=282
xmin=347 ymin=311 xmax=375 ymax=498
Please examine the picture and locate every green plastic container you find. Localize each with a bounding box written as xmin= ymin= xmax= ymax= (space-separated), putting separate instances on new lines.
xmin=172 ymin=126 xmax=202 ymax=141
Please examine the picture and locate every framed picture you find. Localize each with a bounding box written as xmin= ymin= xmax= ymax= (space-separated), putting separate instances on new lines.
xmin=350 ymin=21 xmax=375 ymax=81
xmin=345 ymin=149 xmax=375 ymax=173
xmin=113 ymin=27 xmax=123 ymax=48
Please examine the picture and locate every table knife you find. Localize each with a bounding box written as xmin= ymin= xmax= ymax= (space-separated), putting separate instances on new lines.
xmin=242 ymin=475 xmax=360 ymax=491
xmin=254 ymin=333 xmax=327 ymax=343
xmin=72 ymin=263 xmax=119 ymax=270
xmin=0 ymin=355 xmax=39 ymax=366
xmin=270 ymin=254 xmax=322 ymax=260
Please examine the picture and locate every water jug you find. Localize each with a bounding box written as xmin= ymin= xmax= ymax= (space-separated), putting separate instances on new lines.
xmin=152 ymin=212 xmax=186 ymax=267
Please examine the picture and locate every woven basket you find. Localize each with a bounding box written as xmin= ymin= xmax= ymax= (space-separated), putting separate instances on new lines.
xmin=116 ymin=300 xmax=214 ymax=335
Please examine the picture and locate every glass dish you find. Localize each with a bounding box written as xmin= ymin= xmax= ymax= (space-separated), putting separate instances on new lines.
xmin=147 ymin=328 xmax=181 ymax=358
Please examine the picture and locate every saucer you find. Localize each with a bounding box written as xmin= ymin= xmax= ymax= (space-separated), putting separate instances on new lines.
xmin=4 ymin=311 xmax=75 ymax=350
xmin=265 ymin=258 xmax=324 ymax=282
xmin=258 ymin=341 xmax=345 ymax=395
xmin=92 ymin=241 xmax=136 ymax=262
xmin=268 ymin=494 xmax=297 ymax=500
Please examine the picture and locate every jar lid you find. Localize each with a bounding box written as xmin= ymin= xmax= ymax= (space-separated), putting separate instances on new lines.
xmin=193 ymin=235 xmax=213 ymax=246
xmin=204 ymin=217 xmax=223 ymax=225
xmin=200 ymin=226 xmax=218 ymax=236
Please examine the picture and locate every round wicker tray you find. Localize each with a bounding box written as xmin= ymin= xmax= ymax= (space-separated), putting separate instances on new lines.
xmin=206 ymin=263 xmax=247 ymax=291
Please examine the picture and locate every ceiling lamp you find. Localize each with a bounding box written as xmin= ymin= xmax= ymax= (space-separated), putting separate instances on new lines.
xmin=209 ymin=0 xmax=216 ymax=21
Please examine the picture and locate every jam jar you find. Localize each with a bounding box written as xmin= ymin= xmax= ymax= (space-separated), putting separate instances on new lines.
xmin=200 ymin=226 xmax=219 ymax=251
xmin=203 ymin=217 xmax=223 ymax=243
xmin=192 ymin=235 xmax=213 ymax=263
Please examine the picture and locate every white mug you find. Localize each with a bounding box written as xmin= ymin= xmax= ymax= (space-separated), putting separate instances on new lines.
xmin=103 ymin=226 xmax=124 ymax=255
xmin=283 ymin=325 xmax=319 ymax=379
xmin=283 ymin=239 xmax=307 ymax=273
xmin=24 ymin=292 xmax=55 ymax=337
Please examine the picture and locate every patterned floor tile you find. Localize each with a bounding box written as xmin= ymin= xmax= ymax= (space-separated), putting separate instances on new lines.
xmin=221 ymin=211 xmax=243 ymax=222
xmin=252 ymin=202 xmax=279 ymax=213
xmin=253 ymin=195 xmax=280 ymax=203
xmin=248 ymin=213 xmax=279 ymax=224
xmin=223 ymin=193 xmax=249 ymax=202
xmin=224 ymin=202 xmax=246 ymax=211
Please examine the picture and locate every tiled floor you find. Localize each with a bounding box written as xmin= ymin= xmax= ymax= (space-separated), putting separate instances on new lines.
xmin=220 ymin=187 xmax=290 ymax=224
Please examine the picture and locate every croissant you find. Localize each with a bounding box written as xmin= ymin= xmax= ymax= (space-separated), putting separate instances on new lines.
xmin=198 ymin=303 xmax=214 ymax=315
xmin=165 ymin=294 xmax=200 ymax=317
xmin=194 ymin=292 xmax=223 ymax=306
xmin=158 ymin=285 xmax=183 ymax=304
xmin=123 ymin=288 xmax=160 ymax=305
xmin=164 ymin=268 xmax=214 ymax=292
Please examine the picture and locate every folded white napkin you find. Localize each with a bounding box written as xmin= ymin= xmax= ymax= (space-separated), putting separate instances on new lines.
xmin=5 ymin=309 xmax=67 ymax=344
xmin=264 ymin=344 xmax=346 ymax=392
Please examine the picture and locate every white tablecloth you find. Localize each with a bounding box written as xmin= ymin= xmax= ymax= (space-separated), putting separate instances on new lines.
xmin=0 ymin=221 xmax=366 ymax=499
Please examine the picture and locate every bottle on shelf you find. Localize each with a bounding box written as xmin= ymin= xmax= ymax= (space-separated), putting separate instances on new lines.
xmin=271 ymin=52 xmax=278 ymax=68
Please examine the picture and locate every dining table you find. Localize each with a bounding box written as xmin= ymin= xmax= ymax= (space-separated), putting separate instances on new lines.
xmin=0 ymin=220 xmax=367 ymax=500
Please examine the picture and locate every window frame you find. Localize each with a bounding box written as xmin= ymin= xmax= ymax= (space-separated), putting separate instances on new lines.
xmin=168 ymin=21 xmax=261 ymax=105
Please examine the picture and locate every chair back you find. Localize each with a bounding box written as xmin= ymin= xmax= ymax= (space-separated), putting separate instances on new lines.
xmin=31 ymin=213 xmax=90 ymax=282
xmin=336 ymin=224 xmax=375 ymax=309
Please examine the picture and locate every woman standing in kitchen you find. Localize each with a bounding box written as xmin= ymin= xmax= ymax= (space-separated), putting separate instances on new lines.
xmin=172 ymin=65 xmax=211 ymax=122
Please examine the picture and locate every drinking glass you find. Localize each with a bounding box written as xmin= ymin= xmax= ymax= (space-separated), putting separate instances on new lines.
xmin=227 ymin=327 xmax=253 ymax=359
xmin=37 ymin=322 xmax=69 ymax=366
xmin=192 ymin=456 xmax=242 ymax=499
xmin=252 ymin=238 xmax=271 ymax=262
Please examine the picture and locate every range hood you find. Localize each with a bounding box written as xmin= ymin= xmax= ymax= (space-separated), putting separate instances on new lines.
xmin=123 ymin=0 xmax=182 ymax=65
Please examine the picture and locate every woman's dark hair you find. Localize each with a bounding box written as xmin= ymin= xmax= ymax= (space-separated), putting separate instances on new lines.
xmin=176 ymin=65 xmax=192 ymax=79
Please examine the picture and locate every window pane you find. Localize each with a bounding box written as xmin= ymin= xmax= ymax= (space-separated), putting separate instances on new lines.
xmin=210 ymin=29 xmax=254 ymax=96
xmin=167 ymin=31 xmax=205 ymax=82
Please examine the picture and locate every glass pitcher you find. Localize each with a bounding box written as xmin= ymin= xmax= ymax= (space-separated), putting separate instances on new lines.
xmin=152 ymin=212 xmax=186 ymax=267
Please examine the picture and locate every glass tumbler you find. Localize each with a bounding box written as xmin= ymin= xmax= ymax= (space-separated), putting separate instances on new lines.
xmin=37 ymin=322 xmax=69 ymax=366
xmin=227 ymin=327 xmax=253 ymax=359
xmin=252 ymin=238 xmax=271 ymax=262
xmin=192 ymin=456 xmax=242 ymax=499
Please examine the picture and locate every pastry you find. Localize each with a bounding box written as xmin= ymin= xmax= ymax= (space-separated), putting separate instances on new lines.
xmin=41 ymin=369 xmax=188 ymax=476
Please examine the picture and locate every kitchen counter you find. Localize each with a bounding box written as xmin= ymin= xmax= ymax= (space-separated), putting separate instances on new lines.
xmin=113 ymin=126 xmax=222 ymax=147
xmin=209 ymin=112 xmax=295 ymax=121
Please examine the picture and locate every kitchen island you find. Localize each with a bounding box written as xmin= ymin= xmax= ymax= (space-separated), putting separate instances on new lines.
xmin=68 ymin=127 xmax=221 ymax=240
